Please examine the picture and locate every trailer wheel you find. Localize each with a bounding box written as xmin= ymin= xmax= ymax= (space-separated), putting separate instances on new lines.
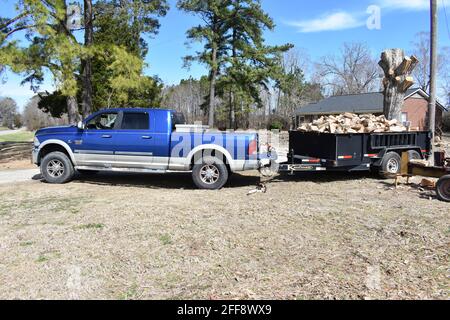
xmin=192 ymin=156 xmax=229 ymax=190
xmin=436 ymin=175 xmax=450 ymax=202
xmin=380 ymin=152 xmax=401 ymax=178
xmin=408 ymin=150 xmax=422 ymax=160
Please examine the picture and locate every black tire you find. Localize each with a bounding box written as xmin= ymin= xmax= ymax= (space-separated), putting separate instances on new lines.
xmin=77 ymin=169 xmax=99 ymax=175
xmin=192 ymin=156 xmax=229 ymax=190
xmin=407 ymin=150 xmax=422 ymax=160
xmin=379 ymin=152 xmax=401 ymax=178
xmin=40 ymin=151 xmax=74 ymax=184
xmin=436 ymin=175 xmax=450 ymax=202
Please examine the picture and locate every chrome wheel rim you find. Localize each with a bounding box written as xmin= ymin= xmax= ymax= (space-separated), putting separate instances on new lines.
xmin=200 ymin=164 xmax=220 ymax=185
xmin=47 ymin=159 xmax=65 ymax=178
xmin=386 ymin=158 xmax=399 ymax=173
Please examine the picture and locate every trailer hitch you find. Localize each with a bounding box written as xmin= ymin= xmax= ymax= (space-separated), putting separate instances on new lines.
xmin=247 ymin=183 xmax=267 ymax=196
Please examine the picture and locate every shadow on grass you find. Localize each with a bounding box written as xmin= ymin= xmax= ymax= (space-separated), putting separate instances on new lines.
xmin=269 ymin=170 xmax=380 ymax=184
xmin=71 ymin=171 xmax=261 ymax=190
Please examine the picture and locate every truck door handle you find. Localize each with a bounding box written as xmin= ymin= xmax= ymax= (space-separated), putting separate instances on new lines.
xmin=142 ymin=136 xmax=152 ymax=140
xmin=101 ymin=135 xmax=112 ymax=139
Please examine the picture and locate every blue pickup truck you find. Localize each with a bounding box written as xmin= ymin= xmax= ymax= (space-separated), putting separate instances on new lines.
xmin=32 ymin=108 xmax=259 ymax=189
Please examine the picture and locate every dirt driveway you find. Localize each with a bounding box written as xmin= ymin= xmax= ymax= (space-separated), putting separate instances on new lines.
xmin=0 ymin=168 xmax=448 ymax=300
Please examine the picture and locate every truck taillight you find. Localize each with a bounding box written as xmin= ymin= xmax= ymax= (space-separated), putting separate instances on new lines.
xmin=248 ymin=139 xmax=257 ymax=156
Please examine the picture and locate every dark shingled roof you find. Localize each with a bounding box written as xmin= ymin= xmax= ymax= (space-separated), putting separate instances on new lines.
xmin=295 ymin=88 xmax=447 ymax=115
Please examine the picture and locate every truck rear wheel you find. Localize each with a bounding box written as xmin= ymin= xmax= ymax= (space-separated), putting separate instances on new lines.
xmin=436 ymin=175 xmax=450 ymax=202
xmin=40 ymin=151 xmax=74 ymax=184
xmin=380 ymin=152 xmax=401 ymax=178
xmin=192 ymin=157 xmax=229 ymax=190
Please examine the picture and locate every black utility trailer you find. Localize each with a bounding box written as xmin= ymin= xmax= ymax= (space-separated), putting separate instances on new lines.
xmin=279 ymin=131 xmax=432 ymax=177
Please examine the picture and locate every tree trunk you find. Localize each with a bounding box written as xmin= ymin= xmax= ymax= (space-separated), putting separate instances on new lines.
xmin=81 ymin=0 xmax=93 ymax=118
xmin=67 ymin=96 xmax=79 ymax=124
xmin=229 ymin=88 xmax=235 ymax=130
xmin=208 ymin=46 xmax=217 ymax=128
xmin=229 ymin=26 xmax=237 ymax=130
xmin=379 ymin=49 xmax=418 ymax=122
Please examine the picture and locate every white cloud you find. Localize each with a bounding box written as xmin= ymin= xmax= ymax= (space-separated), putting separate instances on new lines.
xmin=287 ymin=11 xmax=365 ymax=33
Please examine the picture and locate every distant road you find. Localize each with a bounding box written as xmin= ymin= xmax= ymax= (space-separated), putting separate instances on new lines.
xmin=0 ymin=128 xmax=25 ymax=136
xmin=0 ymin=168 xmax=40 ymax=184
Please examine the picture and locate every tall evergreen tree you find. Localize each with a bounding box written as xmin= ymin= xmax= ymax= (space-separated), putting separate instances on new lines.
xmin=220 ymin=0 xmax=292 ymax=129
xmin=177 ymin=0 xmax=231 ymax=128
xmin=81 ymin=0 xmax=93 ymax=117
xmin=91 ymin=0 xmax=168 ymax=110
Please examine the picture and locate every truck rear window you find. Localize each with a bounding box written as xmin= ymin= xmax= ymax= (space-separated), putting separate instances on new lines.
xmin=172 ymin=112 xmax=186 ymax=130
xmin=121 ymin=112 xmax=149 ymax=130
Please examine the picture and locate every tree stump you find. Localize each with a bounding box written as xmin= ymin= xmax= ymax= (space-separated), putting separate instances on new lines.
xmin=379 ymin=49 xmax=418 ymax=122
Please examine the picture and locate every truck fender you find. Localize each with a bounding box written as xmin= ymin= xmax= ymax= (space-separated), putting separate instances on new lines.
xmin=38 ymin=139 xmax=77 ymax=165
xmin=186 ymin=144 xmax=234 ymax=168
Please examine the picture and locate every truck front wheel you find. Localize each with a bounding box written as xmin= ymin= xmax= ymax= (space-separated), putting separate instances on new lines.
xmin=192 ymin=157 xmax=229 ymax=190
xmin=41 ymin=151 xmax=74 ymax=184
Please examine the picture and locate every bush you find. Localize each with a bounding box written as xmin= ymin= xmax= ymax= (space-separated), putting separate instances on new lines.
xmin=267 ymin=115 xmax=289 ymax=131
xmin=13 ymin=114 xmax=23 ymax=128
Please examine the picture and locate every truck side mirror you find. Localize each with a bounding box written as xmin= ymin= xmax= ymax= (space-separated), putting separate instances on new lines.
xmin=77 ymin=121 xmax=85 ymax=130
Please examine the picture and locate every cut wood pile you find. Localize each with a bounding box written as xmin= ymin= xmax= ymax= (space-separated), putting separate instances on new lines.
xmin=297 ymin=113 xmax=408 ymax=134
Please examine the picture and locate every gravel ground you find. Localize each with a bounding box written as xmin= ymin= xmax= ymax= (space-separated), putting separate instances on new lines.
xmin=0 ymin=169 xmax=448 ymax=300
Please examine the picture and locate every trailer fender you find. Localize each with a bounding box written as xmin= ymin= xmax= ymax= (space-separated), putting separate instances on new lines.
xmin=371 ymin=146 xmax=423 ymax=167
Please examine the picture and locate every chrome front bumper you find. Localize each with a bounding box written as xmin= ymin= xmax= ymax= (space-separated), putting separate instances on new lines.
xmin=32 ymin=147 xmax=39 ymax=165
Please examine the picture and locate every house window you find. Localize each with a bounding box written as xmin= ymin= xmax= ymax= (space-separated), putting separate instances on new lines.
xmin=401 ymin=112 xmax=408 ymax=126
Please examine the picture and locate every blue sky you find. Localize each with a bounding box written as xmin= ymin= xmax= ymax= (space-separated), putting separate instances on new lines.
xmin=1 ymin=0 xmax=450 ymax=110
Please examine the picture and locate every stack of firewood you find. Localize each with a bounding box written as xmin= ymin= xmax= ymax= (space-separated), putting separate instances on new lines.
xmin=297 ymin=113 xmax=408 ymax=134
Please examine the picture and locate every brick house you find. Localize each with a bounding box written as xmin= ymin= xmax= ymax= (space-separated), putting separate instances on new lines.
xmin=294 ymin=88 xmax=447 ymax=132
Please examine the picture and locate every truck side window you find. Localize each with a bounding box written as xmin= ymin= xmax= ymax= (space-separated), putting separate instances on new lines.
xmin=86 ymin=113 xmax=118 ymax=130
xmin=121 ymin=112 xmax=149 ymax=130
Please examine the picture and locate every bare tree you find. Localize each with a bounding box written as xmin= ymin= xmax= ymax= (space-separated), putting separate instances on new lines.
xmin=411 ymin=32 xmax=450 ymax=107
xmin=411 ymin=32 xmax=445 ymax=92
xmin=0 ymin=97 xmax=18 ymax=129
xmin=162 ymin=78 xmax=207 ymax=123
xmin=315 ymin=42 xmax=380 ymax=96
xmin=23 ymin=96 xmax=67 ymax=131
xmin=437 ymin=47 xmax=450 ymax=106
xmin=275 ymin=48 xmax=321 ymax=118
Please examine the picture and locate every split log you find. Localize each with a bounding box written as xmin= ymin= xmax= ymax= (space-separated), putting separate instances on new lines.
xmin=297 ymin=113 xmax=407 ymax=134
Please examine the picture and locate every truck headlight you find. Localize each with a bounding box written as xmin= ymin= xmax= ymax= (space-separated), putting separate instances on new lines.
xmin=33 ymin=136 xmax=40 ymax=147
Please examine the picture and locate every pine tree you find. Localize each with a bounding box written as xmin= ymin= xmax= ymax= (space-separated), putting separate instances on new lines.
xmin=220 ymin=0 xmax=292 ymax=129
xmin=177 ymin=0 xmax=231 ymax=128
xmin=0 ymin=0 xmax=168 ymax=121
xmin=81 ymin=0 xmax=93 ymax=117
xmin=91 ymin=0 xmax=168 ymax=110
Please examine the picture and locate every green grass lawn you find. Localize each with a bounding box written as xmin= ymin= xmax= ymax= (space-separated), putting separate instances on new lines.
xmin=0 ymin=127 xmax=9 ymax=131
xmin=0 ymin=131 xmax=35 ymax=143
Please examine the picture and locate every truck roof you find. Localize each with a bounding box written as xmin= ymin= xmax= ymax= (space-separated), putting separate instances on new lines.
xmin=99 ymin=108 xmax=175 ymax=113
